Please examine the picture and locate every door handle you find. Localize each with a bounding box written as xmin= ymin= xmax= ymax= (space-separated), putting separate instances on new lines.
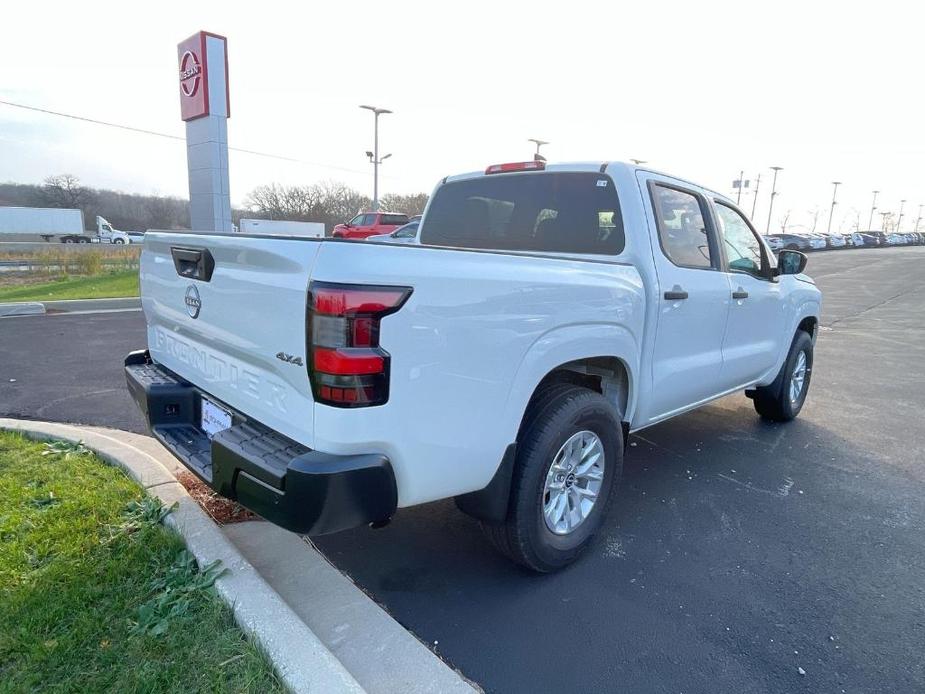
xmin=732 ymin=289 xmax=749 ymax=300
xmin=663 ymin=289 xmax=689 ymax=301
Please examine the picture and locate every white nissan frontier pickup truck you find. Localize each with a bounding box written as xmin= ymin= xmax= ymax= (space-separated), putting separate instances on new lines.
xmin=125 ymin=161 xmax=821 ymax=572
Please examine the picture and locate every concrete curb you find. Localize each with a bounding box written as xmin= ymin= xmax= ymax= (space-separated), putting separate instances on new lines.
xmin=0 ymin=302 xmax=45 ymax=317
xmin=0 ymin=418 xmax=364 ymax=694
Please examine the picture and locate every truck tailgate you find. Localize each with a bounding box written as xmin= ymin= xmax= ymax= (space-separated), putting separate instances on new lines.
xmin=140 ymin=232 xmax=321 ymax=447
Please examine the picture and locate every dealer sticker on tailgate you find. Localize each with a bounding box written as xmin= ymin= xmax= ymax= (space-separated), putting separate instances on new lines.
xmin=200 ymin=397 xmax=232 ymax=439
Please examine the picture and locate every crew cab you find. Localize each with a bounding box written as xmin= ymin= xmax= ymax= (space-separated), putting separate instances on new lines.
xmin=125 ymin=161 xmax=820 ymax=572
xmin=332 ymin=212 xmax=409 ymax=240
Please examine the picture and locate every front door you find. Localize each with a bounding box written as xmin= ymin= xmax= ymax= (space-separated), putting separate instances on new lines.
xmin=712 ymin=200 xmax=786 ymax=388
xmin=637 ymin=173 xmax=732 ymax=423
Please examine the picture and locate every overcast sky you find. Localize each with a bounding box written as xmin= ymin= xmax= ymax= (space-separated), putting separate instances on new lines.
xmin=1 ymin=0 xmax=922 ymax=232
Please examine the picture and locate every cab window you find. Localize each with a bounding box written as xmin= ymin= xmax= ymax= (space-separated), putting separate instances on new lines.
xmin=651 ymin=184 xmax=713 ymax=269
xmin=349 ymin=214 xmax=376 ymax=226
xmin=714 ymin=202 xmax=766 ymax=277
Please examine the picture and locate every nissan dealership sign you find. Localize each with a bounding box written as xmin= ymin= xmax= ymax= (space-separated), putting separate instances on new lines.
xmin=177 ymin=31 xmax=229 ymax=121
xmin=178 ymin=30 xmax=233 ymax=232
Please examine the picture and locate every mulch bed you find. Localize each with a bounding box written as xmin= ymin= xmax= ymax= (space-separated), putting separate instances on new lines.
xmin=174 ymin=470 xmax=258 ymax=525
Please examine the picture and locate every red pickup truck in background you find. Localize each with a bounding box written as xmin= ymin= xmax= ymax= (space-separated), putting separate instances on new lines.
xmin=332 ymin=212 xmax=410 ymax=240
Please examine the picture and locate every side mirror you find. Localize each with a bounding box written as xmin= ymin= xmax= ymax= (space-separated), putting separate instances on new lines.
xmin=777 ymin=249 xmax=807 ymax=276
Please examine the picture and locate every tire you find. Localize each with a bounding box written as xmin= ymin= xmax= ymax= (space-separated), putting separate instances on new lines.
xmin=481 ymin=385 xmax=623 ymax=572
xmin=752 ymin=330 xmax=814 ymax=422
xmin=114 ymin=238 xmax=125 ymax=244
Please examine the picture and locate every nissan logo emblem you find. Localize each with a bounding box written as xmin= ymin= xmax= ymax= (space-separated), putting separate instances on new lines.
xmin=185 ymin=284 xmax=202 ymax=319
xmin=179 ymin=50 xmax=202 ymax=97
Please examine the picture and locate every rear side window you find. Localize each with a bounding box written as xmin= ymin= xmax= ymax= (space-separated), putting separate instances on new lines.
xmin=651 ymin=184 xmax=713 ymax=269
xmin=421 ymin=172 xmax=625 ymax=255
xmin=381 ymin=214 xmax=409 ymax=225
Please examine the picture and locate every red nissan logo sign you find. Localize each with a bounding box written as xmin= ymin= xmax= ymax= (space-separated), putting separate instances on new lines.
xmin=178 ymin=31 xmax=229 ymax=122
xmin=179 ymin=50 xmax=202 ymax=98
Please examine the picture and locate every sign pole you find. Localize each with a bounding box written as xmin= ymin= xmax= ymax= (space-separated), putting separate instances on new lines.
xmin=177 ymin=31 xmax=232 ymax=232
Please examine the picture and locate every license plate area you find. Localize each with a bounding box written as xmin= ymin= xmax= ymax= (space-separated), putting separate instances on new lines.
xmin=200 ymin=396 xmax=233 ymax=439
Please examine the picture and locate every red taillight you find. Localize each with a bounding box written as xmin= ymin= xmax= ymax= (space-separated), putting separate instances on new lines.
xmin=313 ymin=348 xmax=384 ymax=375
xmin=485 ymin=161 xmax=546 ymax=175
xmin=308 ymin=282 xmax=412 ymax=407
xmin=313 ymin=286 xmax=408 ymax=316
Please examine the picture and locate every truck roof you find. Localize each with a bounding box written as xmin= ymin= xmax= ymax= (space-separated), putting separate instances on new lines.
xmin=441 ymin=161 xmax=732 ymax=206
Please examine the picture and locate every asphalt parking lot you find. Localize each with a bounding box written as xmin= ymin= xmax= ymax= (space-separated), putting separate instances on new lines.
xmin=2 ymin=247 xmax=923 ymax=693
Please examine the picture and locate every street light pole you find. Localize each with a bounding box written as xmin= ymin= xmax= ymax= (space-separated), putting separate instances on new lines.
xmin=826 ymin=181 xmax=841 ymax=234
xmin=765 ymin=166 xmax=783 ymax=235
xmin=751 ymin=173 xmax=761 ymax=220
xmin=867 ymin=190 xmax=879 ymax=231
xmin=896 ymin=199 xmax=906 ymax=232
xmin=360 ymin=104 xmax=393 ymax=211
xmin=736 ymin=169 xmax=745 ymax=205
xmin=915 ymin=204 xmax=923 ymax=232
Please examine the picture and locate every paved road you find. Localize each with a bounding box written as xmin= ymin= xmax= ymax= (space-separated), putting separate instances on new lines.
xmin=2 ymin=248 xmax=924 ymax=693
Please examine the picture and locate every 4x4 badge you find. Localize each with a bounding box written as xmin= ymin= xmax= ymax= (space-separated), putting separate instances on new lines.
xmin=276 ymin=352 xmax=304 ymax=367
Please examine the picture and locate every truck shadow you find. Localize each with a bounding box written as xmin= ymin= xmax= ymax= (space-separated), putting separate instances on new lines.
xmin=315 ymin=392 xmax=906 ymax=585
xmin=313 ymin=394 xmax=925 ymax=692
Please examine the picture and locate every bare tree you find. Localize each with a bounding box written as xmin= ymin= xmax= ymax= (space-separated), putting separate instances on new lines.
xmin=779 ymin=209 xmax=792 ymax=233
xmin=843 ymin=208 xmax=861 ymax=232
xmin=144 ymin=194 xmax=189 ymax=230
xmin=807 ymin=207 xmax=821 ymax=233
xmin=245 ymin=181 xmax=373 ymax=233
xmin=37 ymin=174 xmax=88 ymax=209
xmin=380 ymin=192 xmax=429 ymax=216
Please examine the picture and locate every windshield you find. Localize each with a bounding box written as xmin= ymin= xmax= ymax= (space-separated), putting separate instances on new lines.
xmin=392 ymin=222 xmax=419 ymax=238
xmin=421 ymin=172 xmax=624 ymax=255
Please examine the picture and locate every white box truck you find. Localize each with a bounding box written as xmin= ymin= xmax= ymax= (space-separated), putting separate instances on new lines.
xmin=238 ymin=218 xmax=325 ymax=238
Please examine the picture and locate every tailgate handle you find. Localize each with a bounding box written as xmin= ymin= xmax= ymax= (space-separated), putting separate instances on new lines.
xmin=171 ymin=247 xmax=215 ymax=282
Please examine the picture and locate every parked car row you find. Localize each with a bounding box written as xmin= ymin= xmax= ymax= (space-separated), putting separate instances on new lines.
xmin=767 ymin=230 xmax=924 ymax=252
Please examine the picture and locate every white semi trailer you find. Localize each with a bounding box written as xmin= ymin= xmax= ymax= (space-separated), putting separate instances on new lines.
xmin=0 ymin=206 xmax=85 ymax=240
xmin=0 ymin=207 xmax=133 ymax=243
xmin=238 ymin=218 xmax=325 ymax=237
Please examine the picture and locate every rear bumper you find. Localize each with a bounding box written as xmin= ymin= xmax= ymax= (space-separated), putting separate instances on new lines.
xmin=124 ymin=350 xmax=397 ymax=535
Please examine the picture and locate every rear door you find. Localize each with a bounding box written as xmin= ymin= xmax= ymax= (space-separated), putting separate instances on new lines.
xmin=141 ymin=232 xmax=322 ymax=447
xmin=636 ymin=172 xmax=732 ymax=422
xmin=711 ymin=200 xmax=785 ymax=387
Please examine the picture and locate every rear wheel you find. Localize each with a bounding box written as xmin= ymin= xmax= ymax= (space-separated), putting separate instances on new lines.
xmin=751 ymin=331 xmax=814 ymax=421
xmin=481 ymin=385 xmax=622 ymax=572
